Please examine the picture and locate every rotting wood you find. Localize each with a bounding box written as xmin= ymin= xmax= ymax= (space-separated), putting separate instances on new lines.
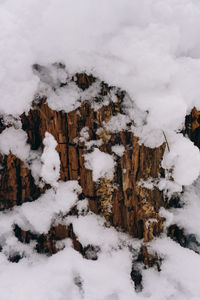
xmin=19 ymin=96 xmax=166 ymax=240
xmin=185 ymin=107 xmax=200 ymax=149
xmin=0 ymin=73 xmax=167 ymax=273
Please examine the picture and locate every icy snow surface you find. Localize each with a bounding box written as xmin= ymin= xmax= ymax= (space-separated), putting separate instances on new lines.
xmin=1 ymin=0 xmax=200 ymax=299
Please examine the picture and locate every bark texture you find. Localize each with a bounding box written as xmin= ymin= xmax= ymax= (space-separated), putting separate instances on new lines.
xmin=185 ymin=107 xmax=200 ymax=149
xmin=0 ymin=73 xmax=171 ymax=265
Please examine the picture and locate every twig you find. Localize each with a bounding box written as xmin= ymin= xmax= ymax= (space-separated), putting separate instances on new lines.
xmin=162 ymin=131 xmax=170 ymax=152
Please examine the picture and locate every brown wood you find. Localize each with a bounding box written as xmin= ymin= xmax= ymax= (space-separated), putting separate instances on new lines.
xmin=0 ymin=73 xmax=166 ymax=261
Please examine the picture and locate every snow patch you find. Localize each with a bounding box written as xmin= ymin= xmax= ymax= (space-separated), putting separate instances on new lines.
xmin=112 ymin=145 xmax=125 ymax=157
xmin=0 ymin=127 xmax=30 ymax=161
xmin=162 ymin=134 xmax=200 ymax=186
xmin=41 ymin=132 xmax=60 ymax=188
xmin=84 ymin=148 xmax=115 ymax=181
xmin=18 ymin=181 xmax=81 ymax=234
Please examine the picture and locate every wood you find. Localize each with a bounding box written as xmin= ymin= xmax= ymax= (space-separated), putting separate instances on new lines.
xmin=0 ymin=73 xmax=166 ymax=262
xmin=185 ymin=107 xmax=200 ymax=149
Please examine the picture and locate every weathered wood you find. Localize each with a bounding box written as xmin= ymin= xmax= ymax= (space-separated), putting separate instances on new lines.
xmin=185 ymin=107 xmax=200 ymax=149
xmin=0 ymin=153 xmax=42 ymax=209
xmin=0 ymin=73 xmax=166 ymax=259
xmin=20 ymin=101 xmax=165 ymax=240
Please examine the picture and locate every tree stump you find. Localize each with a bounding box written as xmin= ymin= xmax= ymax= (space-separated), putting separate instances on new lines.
xmin=0 ymin=72 xmax=168 ymax=266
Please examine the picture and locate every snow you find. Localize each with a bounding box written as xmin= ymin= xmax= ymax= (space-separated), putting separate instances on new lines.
xmin=143 ymin=237 xmax=200 ymax=300
xmin=1 ymin=176 xmax=200 ymax=299
xmin=112 ymin=145 xmax=125 ymax=157
xmin=0 ymin=183 xmax=142 ymax=300
xmin=40 ymin=132 xmax=60 ymax=188
xmin=1 ymin=0 xmax=200 ymax=128
xmin=104 ymin=114 xmax=130 ymax=133
xmin=0 ymin=181 xmax=81 ymax=235
xmin=0 ymin=244 xmax=137 ymax=300
xmin=0 ymin=127 xmax=30 ymax=161
xmin=1 ymin=0 xmax=200 ymax=299
xmin=18 ymin=181 xmax=81 ymax=234
xmin=162 ymin=133 xmax=200 ymax=186
xmin=84 ymin=148 xmax=116 ymax=181
xmin=1 ymin=0 xmax=200 ymax=187
xmin=164 ymin=177 xmax=200 ymax=241
xmin=70 ymin=214 xmax=121 ymax=251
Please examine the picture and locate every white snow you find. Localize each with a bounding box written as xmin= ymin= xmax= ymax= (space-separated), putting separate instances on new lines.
xmin=1 ymin=1 xmax=200 ymax=299
xmin=1 ymin=0 xmax=200 ymax=130
xmin=0 ymin=181 xmax=81 ymax=235
xmin=162 ymin=133 xmax=200 ymax=186
xmin=143 ymin=237 xmax=200 ymax=300
xmin=0 ymin=176 xmax=200 ymax=299
xmin=47 ymin=82 xmax=82 ymax=113
xmin=104 ymin=114 xmax=130 ymax=133
xmin=40 ymin=132 xmax=60 ymax=188
xmin=84 ymin=148 xmax=115 ymax=181
xmin=0 ymin=127 xmax=30 ymax=161
xmin=70 ymin=214 xmax=121 ymax=251
xmin=112 ymin=145 xmax=125 ymax=157
xmin=18 ymin=181 xmax=81 ymax=234
xmin=165 ymin=177 xmax=200 ymax=241
xmin=0 ymin=243 xmax=137 ymax=300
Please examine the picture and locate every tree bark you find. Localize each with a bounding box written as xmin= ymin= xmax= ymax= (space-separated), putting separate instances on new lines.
xmin=0 ymin=73 xmax=178 ymax=267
